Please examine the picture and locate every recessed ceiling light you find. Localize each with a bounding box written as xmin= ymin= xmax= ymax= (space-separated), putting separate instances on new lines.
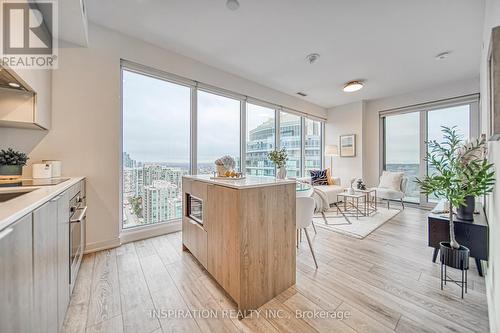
xmin=343 ymin=81 xmax=364 ymax=93
xmin=226 ymin=0 xmax=240 ymax=10
xmin=435 ymin=51 xmax=450 ymax=60
xmin=8 ymin=82 xmax=21 ymax=88
xmin=305 ymin=53 xmax=320 ymax=64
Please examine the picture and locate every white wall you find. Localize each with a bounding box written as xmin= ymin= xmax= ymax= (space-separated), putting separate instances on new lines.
xmin=0 ymin=23 xmax=326 ymax=251
xmin=480 ymin=1 xmax=500 ymax=332
xmin=325 ymin=101 xmax=364 ymax=187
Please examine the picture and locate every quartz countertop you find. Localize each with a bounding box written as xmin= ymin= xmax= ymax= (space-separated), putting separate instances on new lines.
xmin=183 ymin=174 xmax=296 ymax=189
xmin=0 ymin=177 xmax=85 ymax=231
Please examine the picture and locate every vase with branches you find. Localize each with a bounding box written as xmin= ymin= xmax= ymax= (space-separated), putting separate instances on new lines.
xmin=416 ymin=126 xmax=495 ymax=249
xmin=268 ymin=148 xmax=288 ymax=179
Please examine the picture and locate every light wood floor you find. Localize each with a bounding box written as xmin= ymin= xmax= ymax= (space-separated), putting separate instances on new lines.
xmin=63 ymin=206 xmax=489 ymax=333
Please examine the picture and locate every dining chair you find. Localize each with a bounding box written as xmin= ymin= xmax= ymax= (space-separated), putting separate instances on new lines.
xmin=296 ymin=196 xmax=318 ymax=268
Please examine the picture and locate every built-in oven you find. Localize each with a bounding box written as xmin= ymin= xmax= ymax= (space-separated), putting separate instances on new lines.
xmin=69 ymin=192 xmax=87 ymax=293
xmin=187 ymin=194 xmax=203 ymax=225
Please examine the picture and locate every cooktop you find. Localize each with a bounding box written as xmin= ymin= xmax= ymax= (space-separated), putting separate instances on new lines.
xmin=0 ymin=178 xmax=70 ymax=187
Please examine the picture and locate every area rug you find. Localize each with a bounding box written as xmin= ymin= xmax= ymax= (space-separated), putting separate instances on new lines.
xmin=313 ymin=206 xmax=401 ymax=239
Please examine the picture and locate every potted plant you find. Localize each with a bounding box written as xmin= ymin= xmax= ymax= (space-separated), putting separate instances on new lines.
xmin=268 ymin=148 xmax=288 ymax=179
xmin=0 ymin=148 xmax=29 ymax=180
xmin=416 ymin=127 xmax=495 ymax=267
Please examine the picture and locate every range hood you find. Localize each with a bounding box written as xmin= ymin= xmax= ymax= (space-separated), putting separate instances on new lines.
xmin=0 ymin=65 xmax=41 ymax=129
xmin=0 ymin=65 xmax=32 ymax=92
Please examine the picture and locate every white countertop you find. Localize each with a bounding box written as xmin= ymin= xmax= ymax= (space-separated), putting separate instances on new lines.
xmin=0 ymin=177 xmax=85 ymax=231
xmin=183 ymin=174 xmax=296 ymax=189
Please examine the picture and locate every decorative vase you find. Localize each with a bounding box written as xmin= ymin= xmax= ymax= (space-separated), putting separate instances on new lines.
xmin=0 ymin=165 xmax=23 ymax=180
xmin=456 ymin=195 xmax=475 ymax=221
xmin=439 ymin=241 xmax=470 ymax=270
xmin=216 ymin=165 xmax=226 ymax=177
xmin=277 ymin=166 xmax=287 ymax=180
xmin=347 ymin=187 xmax=355 ymax=195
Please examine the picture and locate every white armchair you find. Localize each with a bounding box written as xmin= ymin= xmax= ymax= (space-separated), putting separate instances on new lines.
xmin=372 ymin=172 xmax=408 ymax=209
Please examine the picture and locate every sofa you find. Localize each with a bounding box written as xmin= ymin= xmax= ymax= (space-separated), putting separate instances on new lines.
xmin=297 ymin=176 xmax=343 ymax=205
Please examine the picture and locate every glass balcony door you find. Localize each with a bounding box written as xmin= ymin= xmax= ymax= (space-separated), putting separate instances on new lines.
xmin=383 ymin=112 xmax=421 ymax=203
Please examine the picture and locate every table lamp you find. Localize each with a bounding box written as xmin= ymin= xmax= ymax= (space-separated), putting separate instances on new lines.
xmin=325 ymin=144 xmax=338 ymax=170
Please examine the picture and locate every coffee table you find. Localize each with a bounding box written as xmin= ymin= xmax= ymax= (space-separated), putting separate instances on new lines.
xmin=355 ymin=188 xmax=377 ymax=216
xmin=336 ymin=189 xmax=377 ymax=219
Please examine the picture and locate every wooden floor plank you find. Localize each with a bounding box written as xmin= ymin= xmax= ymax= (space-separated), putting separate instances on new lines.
xmin=87 ymin=249 xmax=122 ymax=327
xmin=116 ymin=243 xmax=161 ymax=333
xmin=63 ymin=253 xmax=96 ymax=333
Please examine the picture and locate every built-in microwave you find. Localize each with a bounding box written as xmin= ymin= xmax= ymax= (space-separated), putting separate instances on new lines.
xmin=187 ymin=194 xmax=203 ymax=225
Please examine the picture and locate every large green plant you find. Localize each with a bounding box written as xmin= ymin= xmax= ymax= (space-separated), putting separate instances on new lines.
xmin=416 ymin=127 xmax=495 ymax=249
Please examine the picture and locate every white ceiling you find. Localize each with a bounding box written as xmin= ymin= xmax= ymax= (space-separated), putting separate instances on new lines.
xmin=86 ymin=0 xmax=485 ymax=108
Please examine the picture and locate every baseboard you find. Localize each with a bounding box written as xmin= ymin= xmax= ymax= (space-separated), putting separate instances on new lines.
xmin=120 ymin=220 xmax=181 ymax=245
xmin=84 ymin=238 xmax=121 ymax=254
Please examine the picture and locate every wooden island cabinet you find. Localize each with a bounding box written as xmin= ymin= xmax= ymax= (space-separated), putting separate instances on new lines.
xmin=182 ymin=175 xmax=297 ymax=312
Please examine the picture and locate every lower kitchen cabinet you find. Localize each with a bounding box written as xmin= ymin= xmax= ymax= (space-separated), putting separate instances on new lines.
xmin=0 ymin=178 xmax=86 ymax=333
xmin=33 ymin=200 xmax=59 ymax=333
xmin=0 ymin=213 xmax=34 ymax=333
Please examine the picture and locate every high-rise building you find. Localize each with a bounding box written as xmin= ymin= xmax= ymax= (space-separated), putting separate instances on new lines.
xmin=143 ymin=180 xmax=179 ymax=224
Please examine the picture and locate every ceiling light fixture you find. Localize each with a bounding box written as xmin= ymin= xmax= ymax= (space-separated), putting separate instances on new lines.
xmin=226 ymin=0 xmax=240 ymax=10
xmin=435 ymin=51 xmax=450 ymax=60
xmin=8 ymin=82 xmax=21 ymax=88
xmin=306 ymin=53 xmax=320 ymax=64
xmin=343 ymin=81 xmax=364 ymax=93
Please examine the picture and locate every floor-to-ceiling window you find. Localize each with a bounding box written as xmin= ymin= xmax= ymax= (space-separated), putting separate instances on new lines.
xmin=197 ymin=90 xmax=241 ymax=174
xmin=305 ymin=118 xmax=322 ymax=175
xmin=246 ymin=103 xmax=276 ymax=176
xmin=122 ymin=68 xmax=190 ymax=229
xmin=280 ymin=112 xmax=302 ymax=177
xmin=384 ymin=112 xmax=420 ymax=202
xmin=381 ymin=96 xmax=478 ymax=205
xmin=122 ymin=62 xmax=325 ymax=231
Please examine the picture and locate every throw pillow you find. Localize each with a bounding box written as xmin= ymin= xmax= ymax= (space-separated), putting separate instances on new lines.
xmin=310 ymin=169 xmax=329 ymax=186
xmin=326 ymin=168 xmax=335 ymax=185
xmin=379 ymin=171 xmax=404 ymax=191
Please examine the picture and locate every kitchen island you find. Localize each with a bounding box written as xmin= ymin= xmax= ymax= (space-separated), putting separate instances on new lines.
xmin=182 ymin=175 xmax=297 ymax=312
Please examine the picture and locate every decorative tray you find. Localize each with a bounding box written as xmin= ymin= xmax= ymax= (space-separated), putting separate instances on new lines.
xmin=210 ymin=176 xmax=246 ymax=180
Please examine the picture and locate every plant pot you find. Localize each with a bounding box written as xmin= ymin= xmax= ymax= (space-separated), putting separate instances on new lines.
xmin=0 ymin=165 xmax=23 ymax=180
xmin=277 ymin=166 xmax=287 ymax=180
xmin=439 ymin=241 xmax=470 ymax=270
xmin=456 ymin=195 xmax=475 ymax=221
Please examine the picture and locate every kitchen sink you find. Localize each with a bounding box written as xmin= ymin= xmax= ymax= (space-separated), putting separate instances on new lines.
xmin=0 ymin=190 xmax=34 ymax=203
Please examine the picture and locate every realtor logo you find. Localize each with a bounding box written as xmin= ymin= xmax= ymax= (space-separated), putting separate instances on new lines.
xmin=1 ymin=0 xmax=58 ymax=68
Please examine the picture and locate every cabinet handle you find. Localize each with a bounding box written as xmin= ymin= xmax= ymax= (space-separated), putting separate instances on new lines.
xmin=0 ymin=228 xmax=13 ymax=240
xmin=70 ymin=206 xmax=87 ymax=224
